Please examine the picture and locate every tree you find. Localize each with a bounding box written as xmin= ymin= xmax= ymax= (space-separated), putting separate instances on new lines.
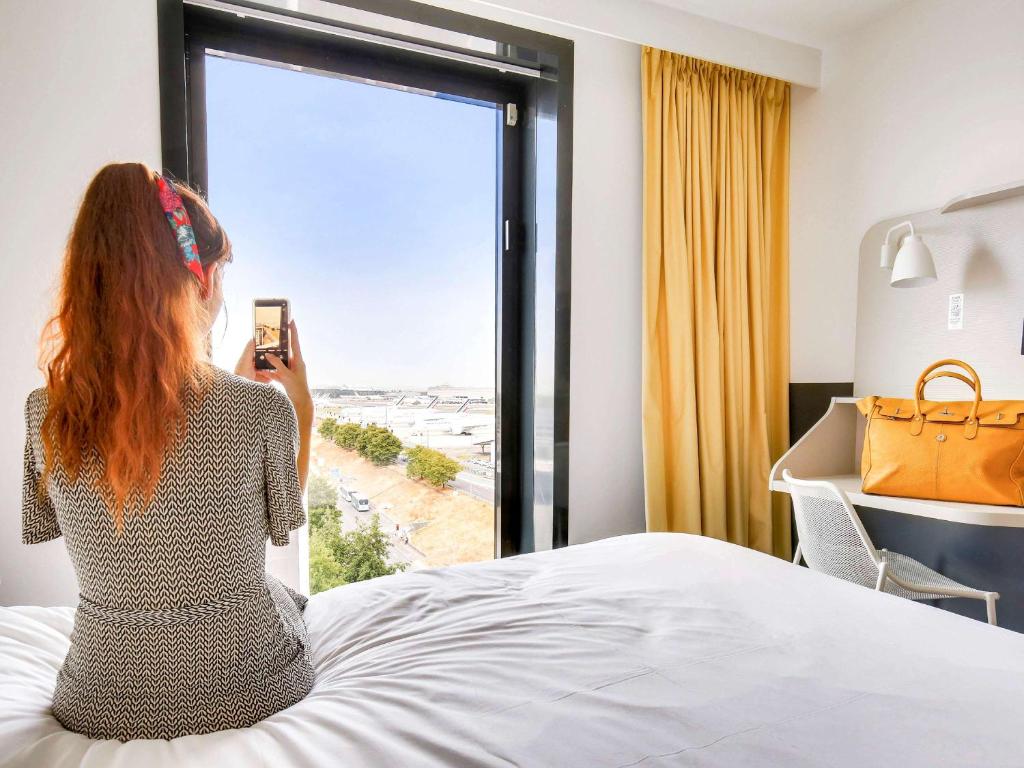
xmin=308 ymin=497 xmax=344 ymax=595
xmin=309 ymin=524 xmax=346 ymax=594
xmin=329 ymin=514 xmax=406 ymax=583
xmin=333 ymin=422 xmax=363 ymax=450
xmin=307 ymin=474 xmax=338 ymax=510
xmin=317 ymin=417 xmax=338 ymax=441
xmin=355 ymin=424 xmax=377 ymax=454
xmin=308 ymin=503 xmax=339 ymax=533
xmin=357 ymin=424 xmax=403 ymax=466
xmin=308 ymin=501 xmax=404 ymax=593
xmin=406 ymin=445 xmax=462 ymax=488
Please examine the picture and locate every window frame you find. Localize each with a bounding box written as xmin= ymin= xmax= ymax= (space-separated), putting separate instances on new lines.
xmin=158 ymin=0 xmax=572 ymax=555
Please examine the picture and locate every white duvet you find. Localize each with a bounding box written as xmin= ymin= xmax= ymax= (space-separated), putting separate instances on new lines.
xmin=2 ymin=533 xmax=1023 ymax=767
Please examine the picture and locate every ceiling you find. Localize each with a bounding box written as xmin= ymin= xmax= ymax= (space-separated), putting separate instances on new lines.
xmin=647 ymin=0 xmax=909 ymax=48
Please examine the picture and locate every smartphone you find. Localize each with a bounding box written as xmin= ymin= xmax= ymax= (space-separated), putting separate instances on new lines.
xmin=253 ymin=298 xmax=290 ymax=371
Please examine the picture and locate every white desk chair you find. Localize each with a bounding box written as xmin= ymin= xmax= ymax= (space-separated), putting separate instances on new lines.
xmin=783 ymin=470 xmax=999 ymax=626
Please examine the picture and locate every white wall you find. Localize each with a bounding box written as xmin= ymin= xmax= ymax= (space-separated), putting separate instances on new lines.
xmin=854 ymin=197 xmax=1024 ymax=402
xmin=559 ymin=29 xmax=646 ymax=545
xmin=0 ymin=0 xmax=162 ymax=605
xmin=790 ymin=0 xmax=1024 ymax=383
xmin=453 ymin=0 xmax=821 ymax=86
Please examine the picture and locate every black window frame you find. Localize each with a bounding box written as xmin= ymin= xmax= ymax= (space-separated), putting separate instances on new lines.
xmin=158 ymin=0 xmax=572 ymax=556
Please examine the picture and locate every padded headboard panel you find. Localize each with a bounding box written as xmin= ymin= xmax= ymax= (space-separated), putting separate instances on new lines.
xmin=855 ymin=194 xmax=1024 ymax=401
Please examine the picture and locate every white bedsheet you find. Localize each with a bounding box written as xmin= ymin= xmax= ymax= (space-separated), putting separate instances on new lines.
xmin=2 ymin=533 xmax=1023 ymax=767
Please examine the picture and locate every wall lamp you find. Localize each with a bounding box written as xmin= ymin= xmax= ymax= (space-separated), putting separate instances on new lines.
xmin=880 ymin=221 xmax=936 ymax=288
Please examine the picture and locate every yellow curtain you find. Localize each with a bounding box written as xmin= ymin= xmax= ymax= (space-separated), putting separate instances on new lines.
xmin=641 ymin=48 xmax=791 ymax=558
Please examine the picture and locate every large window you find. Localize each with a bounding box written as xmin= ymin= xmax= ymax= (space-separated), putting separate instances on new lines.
xmin=205 ymin=54 xmax=498 ymax=575
xmin=159 ymin=0 xmax=572 ymax=587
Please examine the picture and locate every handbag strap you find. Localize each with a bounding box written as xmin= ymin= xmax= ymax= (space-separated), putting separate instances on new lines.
xmin=911 ymin=359 xmax=982 ymax=438
xmin=916 ymin=371 xmax=976 ymax=398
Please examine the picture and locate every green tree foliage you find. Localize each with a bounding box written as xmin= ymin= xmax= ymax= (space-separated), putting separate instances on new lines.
xmin=309 ymin=524 xmax=346 ymax=594
xmin=328 ymin=423 xmax=400 ymax=465
xmin=355 ymin=424 xmax=379 ymax=455
xmin=307 ymin=474 xmax=338 ymax=510
xmin=333 ymin=422 xmax=362 ymax=450
xmin=317 ymin=417 xmax=338 ymax=441
xmin=405 ymin=445 xmax=462 ymax=488
xmin=308 ymin=503 xmax=344 ymax=594
xmin=357 ymin=425 xmax=403 ymax=466
xmin=329 ymin=514 xmax=406 ymax=583
xmin=307 ymin=502 xmax=404 ymax=594
xmin=308 ymin=502 xmax=339 ymax=533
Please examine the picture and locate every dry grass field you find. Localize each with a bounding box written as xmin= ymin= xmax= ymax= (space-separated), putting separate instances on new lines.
xmin=311 ymin=433 xmax=494 ymax=567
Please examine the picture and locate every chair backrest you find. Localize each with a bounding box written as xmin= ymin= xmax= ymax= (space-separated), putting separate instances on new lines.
xmin=783 ymin=470 xmax=881 ymax=588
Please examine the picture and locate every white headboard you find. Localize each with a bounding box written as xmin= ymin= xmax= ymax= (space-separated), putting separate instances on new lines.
xmin=854 ymin=194 xmax=1024 ymax=401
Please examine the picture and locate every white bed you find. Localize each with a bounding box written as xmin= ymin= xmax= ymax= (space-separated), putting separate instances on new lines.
xmin=2 ymin=533 xmax=1022 ymax=767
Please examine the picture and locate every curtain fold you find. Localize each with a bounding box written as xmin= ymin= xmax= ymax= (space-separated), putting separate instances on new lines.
xmin=641 ymin=48 xmax=791 ymax=558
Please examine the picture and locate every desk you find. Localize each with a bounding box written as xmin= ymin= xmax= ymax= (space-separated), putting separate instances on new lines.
xmin=771 ymin=397 xmax=1024 ymax=630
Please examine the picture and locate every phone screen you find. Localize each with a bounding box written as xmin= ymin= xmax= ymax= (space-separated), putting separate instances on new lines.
xmin=253 ymin=299 xmax=289 ymax=370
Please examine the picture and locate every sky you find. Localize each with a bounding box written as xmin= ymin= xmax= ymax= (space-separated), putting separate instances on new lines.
xmin=205 ymin=55 xmax=498 ymax=390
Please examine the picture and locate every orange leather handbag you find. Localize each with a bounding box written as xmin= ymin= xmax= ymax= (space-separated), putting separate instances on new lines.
xmin=856 ymin=359 xmax=1024 ymax=506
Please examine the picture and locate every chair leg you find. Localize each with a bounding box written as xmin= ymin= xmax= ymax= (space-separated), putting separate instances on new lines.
xmin=874 ymin=560 xmax=888 ymax=592
xmin=986 ymin=594 xmax=998 ymax=626
xmin=792 ymin=542 xmax=802 ymax=565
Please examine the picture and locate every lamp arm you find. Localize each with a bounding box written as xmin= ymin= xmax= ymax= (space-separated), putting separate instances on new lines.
xmin=884 ymin=220 xmax=915 ymax=246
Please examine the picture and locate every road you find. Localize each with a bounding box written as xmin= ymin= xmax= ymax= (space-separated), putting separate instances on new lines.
xmin=338 ymin=495 xmax=425 ymax=567
xmin=452 ymin=471 xmax=495 ymax=503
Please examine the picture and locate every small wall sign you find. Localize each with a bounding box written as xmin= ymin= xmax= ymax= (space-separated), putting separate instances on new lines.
xmin=948 ymin=293 xmax=964 ymax=330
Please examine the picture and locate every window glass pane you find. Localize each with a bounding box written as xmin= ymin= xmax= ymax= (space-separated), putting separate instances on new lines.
xmin=205 ymin=55 xmax=497 ymax=590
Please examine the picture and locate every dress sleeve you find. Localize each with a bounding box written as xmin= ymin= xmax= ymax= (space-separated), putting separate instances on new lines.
xmin=264 ymin=388 xmax=306 ymax=547
xmin=22 ymin=392 xmax=60 ymax=544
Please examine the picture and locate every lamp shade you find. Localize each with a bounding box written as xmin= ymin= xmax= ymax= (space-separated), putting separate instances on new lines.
xmin=890 ymin=234 xmax=937 ymax=288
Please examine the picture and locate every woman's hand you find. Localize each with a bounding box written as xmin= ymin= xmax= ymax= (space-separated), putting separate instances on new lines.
xmin=234 ymin=338 xmax=267 ymax=383
xmin=234 ymin=321 xmax=313 ymax=419
xmin=263 ymin=320 xmax=313 ymax=427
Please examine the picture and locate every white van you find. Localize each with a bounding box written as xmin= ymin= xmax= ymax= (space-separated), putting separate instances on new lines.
xmin=351 ymin=492 xmax=370 ymax=513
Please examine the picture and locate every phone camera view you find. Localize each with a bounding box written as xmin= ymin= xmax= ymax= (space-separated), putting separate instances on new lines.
xmin=254 ymin=305 xmax=283 ymax=350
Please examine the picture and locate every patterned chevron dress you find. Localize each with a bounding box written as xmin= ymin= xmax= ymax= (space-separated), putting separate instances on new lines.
xmin=21 ymin=368 xmax=315 ymax=741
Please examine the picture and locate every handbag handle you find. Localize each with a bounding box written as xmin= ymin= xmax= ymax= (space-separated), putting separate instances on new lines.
xmin=916 ymin=371 xmax=976 ymax=398
xmin=912 ymin=359 xmax=982 ymax=437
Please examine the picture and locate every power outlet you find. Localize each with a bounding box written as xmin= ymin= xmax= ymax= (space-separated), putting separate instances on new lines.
xmin=948 ymin=293 xmax=964 ymax=330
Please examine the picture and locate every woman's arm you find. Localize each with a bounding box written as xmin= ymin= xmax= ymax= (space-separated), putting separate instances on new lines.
xmin=263 ymin=321 xmax=312 ymax=493
xmin=292 ymin=401 xmax=313 ymax=493
xmin=235 ymin=320 xmax=313 ymax=493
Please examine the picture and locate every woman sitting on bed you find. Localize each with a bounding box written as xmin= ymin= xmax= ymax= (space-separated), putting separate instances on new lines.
xmin=21 ymin=163 xmax=315 ymax=741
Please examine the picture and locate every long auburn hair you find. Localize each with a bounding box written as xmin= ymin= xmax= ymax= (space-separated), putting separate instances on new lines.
xmin=41 ymin=163 xmax=232 ymax=529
